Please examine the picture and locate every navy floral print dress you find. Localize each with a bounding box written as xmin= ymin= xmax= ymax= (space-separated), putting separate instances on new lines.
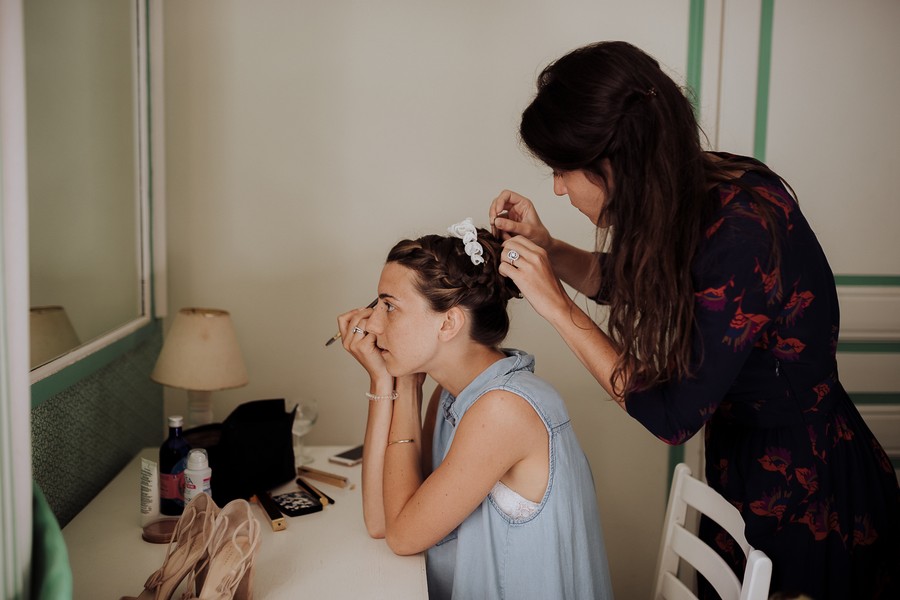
xmin=618 ymin=156 xmax=900 ymax=598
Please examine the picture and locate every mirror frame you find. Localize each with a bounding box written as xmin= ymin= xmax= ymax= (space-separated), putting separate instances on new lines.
xmin=29 ymin=0 xmax=154 ymax=384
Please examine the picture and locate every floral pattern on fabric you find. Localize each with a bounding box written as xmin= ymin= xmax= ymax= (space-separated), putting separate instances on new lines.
xmin=622 ymin=155 xmax=900 ymax=599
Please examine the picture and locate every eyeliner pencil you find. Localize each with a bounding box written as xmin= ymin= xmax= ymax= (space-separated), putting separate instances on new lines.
xmin=296 ymin=477 xmax=328 ymax=506
xmin=324 ymin=298 xmax=379 ymax=347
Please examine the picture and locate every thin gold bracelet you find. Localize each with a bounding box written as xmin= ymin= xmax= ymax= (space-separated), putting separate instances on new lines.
xmin=366 ymin=391 xmax=398 ymax=401
xmin=387 ymin=438 xmax=415 ymax=446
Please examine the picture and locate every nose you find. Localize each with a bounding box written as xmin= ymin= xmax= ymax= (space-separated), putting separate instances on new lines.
xmin=553 ymin=175 xmax=566 ymax=197
xmin=366 ymin=302 xmax=383 ymax=334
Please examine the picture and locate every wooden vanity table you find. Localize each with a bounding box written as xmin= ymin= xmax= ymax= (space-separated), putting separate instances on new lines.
xmin=62 ymin=446 xmax=427 ymax=599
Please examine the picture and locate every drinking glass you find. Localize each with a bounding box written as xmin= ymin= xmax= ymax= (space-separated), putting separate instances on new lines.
xmin=292 ymin=397 xmax=319 ymax=465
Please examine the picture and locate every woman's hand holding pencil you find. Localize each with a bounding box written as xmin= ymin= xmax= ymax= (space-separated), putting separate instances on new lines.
xmin=325 ymin=298 xmax=378 ymax=346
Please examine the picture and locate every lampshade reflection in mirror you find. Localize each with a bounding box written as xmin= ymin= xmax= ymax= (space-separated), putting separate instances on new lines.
xmin=151 ymin=308 xmax=248 ymax=427
xmin=30 ymin=306 xmax=81 ymax=369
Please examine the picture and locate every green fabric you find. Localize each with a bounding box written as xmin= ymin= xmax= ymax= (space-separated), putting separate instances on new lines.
xmin=31 ymin=482 xmax=72 ymax=600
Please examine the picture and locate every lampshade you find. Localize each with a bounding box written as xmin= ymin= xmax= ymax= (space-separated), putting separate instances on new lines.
xmin=151 ymin=307 xmax=248 ymax=391
xmin=30 ymin=305 xmax=81 ymax=368
xmin=151 ymin=308 xmax=248 ymax=426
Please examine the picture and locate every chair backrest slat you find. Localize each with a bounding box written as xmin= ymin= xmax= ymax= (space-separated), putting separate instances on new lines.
xmin=653 ymin=463 xmax=773 ymax=600
xmin=660 ymin=572 xmax=698 ymax=600
xmin=679 ymin=475 xmax=752 ymax=555
xmin=670 ymin=526 xmax=742 ymax=600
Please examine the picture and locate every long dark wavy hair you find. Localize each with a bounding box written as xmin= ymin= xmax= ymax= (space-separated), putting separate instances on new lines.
xmin=520 ymin=41 xmax=785 ymax=396
xmin=387 ymin=228 xmax=521 ymax=347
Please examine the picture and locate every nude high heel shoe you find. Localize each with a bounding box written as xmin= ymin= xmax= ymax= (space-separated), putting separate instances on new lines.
xmin=120 ymin=492 xmax=219 ymax=600
xmin=186 ymin=498 xmax=261 ymax=600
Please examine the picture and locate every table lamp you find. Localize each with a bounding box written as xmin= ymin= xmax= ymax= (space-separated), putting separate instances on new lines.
xmin=30 ymin=305 xmax=81 ymax=368
xmin=151 ymin=307 xmax=248 ymax=426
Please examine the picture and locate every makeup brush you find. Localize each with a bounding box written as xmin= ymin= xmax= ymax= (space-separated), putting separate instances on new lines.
xmin=324 ymin=298 xmax=378 ymax=347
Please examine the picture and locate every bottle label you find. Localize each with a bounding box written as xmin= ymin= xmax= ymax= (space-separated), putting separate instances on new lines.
xmin=160 ymin=471 xmax=185 ymax=501
xmin=183 ymin=472 xmax=212 ymax=502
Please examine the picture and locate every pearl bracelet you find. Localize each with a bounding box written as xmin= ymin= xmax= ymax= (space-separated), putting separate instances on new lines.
xmin=366 ymin=391 xmax=398 ymax=401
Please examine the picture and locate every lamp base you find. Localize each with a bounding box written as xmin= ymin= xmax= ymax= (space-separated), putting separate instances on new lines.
xmin=187 ymin=389 xmax=213 ymax=427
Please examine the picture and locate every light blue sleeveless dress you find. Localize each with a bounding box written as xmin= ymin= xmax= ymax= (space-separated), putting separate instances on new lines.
xmin=426 ymin=350 xmax=614 ymax=599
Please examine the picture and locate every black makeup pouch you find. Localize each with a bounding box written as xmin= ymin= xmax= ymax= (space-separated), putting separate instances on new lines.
xmin=185 ymin=398 xmax=297 ymax=506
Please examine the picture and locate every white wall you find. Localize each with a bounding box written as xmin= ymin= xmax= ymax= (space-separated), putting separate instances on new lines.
xmin=162 ymin=1 xmax=689 ymax=597
xmin=767 ymin=0 xmax=900 ymax=275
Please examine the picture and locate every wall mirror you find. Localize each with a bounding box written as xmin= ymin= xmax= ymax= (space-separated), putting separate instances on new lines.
xmin=26 ymin=0 xmax=151 ymax=381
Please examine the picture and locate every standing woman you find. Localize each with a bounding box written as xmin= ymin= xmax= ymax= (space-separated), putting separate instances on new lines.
xmin=490 ymin=41 xmax=899 ymax=599
xmin=337 ymin=220 xmax=613 ymax=600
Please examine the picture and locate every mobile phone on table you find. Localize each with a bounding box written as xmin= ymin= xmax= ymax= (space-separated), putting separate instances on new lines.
xmin=329 ymin=444 xmax=364 ymax=466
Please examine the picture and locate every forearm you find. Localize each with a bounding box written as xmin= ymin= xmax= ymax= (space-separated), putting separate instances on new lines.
xmin=547 ymin=239 xmax=602 ymax=298
xmin=549 ymin=295 xmax=628 ymax=407
xmin=361 ymin=380 xmax=394 ymax=538
xmin=383 ymin=378 xmax=425 ymax=553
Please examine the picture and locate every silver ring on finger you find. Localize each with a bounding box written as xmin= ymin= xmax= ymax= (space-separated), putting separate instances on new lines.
xmin=352 ymin=326 xmax=365 ymax=335
xmin=506 ymin=249 xmax=520 ymax=265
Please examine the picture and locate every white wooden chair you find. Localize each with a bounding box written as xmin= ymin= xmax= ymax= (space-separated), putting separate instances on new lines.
xmin=653 ymin=463 xmax=772 ymax=600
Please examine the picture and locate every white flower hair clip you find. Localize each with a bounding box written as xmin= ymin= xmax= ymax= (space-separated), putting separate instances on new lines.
xmin=447 ymin=217 xmax=485 ymax=265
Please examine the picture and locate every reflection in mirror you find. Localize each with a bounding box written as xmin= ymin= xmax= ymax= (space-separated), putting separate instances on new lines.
xmin=29 ymin=306 xmax=80 ymax=369
xmin=24 ymin=0 xmax=147 ymax=373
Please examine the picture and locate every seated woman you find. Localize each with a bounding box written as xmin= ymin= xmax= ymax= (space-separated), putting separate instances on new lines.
xmin=337 ymin=218 xmax=613 ymax=600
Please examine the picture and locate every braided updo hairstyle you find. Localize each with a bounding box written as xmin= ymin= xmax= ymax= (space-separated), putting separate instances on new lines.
xmin=386 ymin=228 xmax=521 ymax=347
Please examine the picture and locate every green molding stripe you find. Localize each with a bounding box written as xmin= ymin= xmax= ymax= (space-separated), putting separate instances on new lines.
xmin=686 ymin=0 xmax=705 ymax=113
xmin=852 ymin=393 xmax=900 ymax=405
xmin=668 ymin=443 xmax=686 ymax=489
xmin=835 ymin=276 xmax=899 ymax=350
xmin=753 ymin=0 xmax=775 ymax=162
xmin=834 ymin=274 xmax=900 ymax=287
xmin=838 ymin=341 xmax=900 ymax=353
xmin=31 ymin=320 xmax=161 ymax=407
xmin=672 ymin=0 xmax=707 ymax=486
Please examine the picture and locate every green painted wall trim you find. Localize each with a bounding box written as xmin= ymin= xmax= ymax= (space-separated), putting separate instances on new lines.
xmin=753 ymin=0 xmax=775 ymax=162
xmin=686 ymin=0 xmax=705 ymax=113
xmin=671 ymin=0 xmax=706 ymax=486
xmin=852 ymin=393 xmax=900 ymax=405
xmin=838 ymin=341 xmax=900 ymax=353
xmin=668 ymin=443 xmax=686 ymax=489
xmin=30 ymin=319 xmax=161 ymax=407
xmin=834 ymin=274 xmax=900 ymax=286
xmin=834 ymin=278 xmax=899 ymax=351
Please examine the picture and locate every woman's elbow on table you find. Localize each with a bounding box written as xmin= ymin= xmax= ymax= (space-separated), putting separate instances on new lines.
xmin=366 ymin=523 xmax=386 ymax=539
xmin=385 ymin=529 xmax=427 ymax=556
xmin=363 ymin=507 xmax=386 ymax=539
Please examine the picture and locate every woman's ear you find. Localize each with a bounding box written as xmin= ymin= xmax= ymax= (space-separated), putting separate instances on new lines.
xmin=438 ymin=306 xmax=466 ymax=341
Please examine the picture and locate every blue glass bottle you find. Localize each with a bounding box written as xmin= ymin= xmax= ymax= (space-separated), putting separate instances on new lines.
xmin=159 ymin=415 xmax=191 ymax=515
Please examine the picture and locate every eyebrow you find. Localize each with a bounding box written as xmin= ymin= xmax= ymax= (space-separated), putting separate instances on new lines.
xmin=378 ymin=293 xmax=398 ymax=301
